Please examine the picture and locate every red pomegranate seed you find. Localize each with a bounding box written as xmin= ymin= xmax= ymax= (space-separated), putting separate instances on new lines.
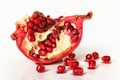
xmin=64 ymin=58 xmax=72 ymax=66
xmin=45 ymin=39 xmax=52 ymax=46
xmin=39 ymin=22 xmax=45 ymax=28
xmin=85 ymin=54 xmax=93 ymax=61
xmin=38 ymin=42 xmax=46 ymax=50
xmin=27 ymin=21 xmax=33 ymax=27
xmin=88 ymin=60 xmax=96 ymax=69
xmin=36 ymin=64 xmax=46 ymax=72
xmin=27 ymin=34 xmax=35 ymax=42
xmin=32 ymin=53 xmax=40 ymax=59
xmin=57 ymin=65 xmax=66 ymax=73
xmin=33 ymin=18 xmax=40 ymax=25
xmin=73 ymin=67 xmax=84 ymax=75
xmin=68 ymin=53 xmax=75 ymax=59
xmin=37 ymin=28 xmax=44 ymax=33
xmin=27 ymin=27 xmax=34 ymax=34
xmin=31 ymin=11 xmax=41 ymax=19
xmin=46 ymin=46 xmax=53 ymax=52
xmin=48 ymin=34 xmax=56 ymax=43
xmin=70 ymin=61 xmax=79 ymax=69
xmin=51 ymin=31 xmax=58 ymax=38
xmin=39 ymin=15 xmax=45 ymax=21
xmin=51 ymin=42 xmax=56 ymax=48
xmin=102 ymin=55 xmax=111 ymax=63
xmin=92 ymin=52 xmax=99 ymax=59
xmin=38 ymin=49 xmax=47 ymax=56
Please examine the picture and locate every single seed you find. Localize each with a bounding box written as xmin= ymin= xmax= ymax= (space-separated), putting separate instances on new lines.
xmin=70 ymin=61 xmax=79 ymax=69
xmin=36 ymin=64 xmax=46 ymax=73
xmin=64 ymin=58 xmax=72 ymax=66
xmin=45 ymin=39 xmax=52 ymax=46
xmin=88 ymin=60 xmax=96 ymax=69
xmin=92 ymin=52 xmax=99 ymax=59
xmin=38 ymin=49 xmax=47 ymax=56
xmin=73 ymin=67 xmax=84 ymax=75
xmin=68 ymin=53 xmax=75 ymax=59
xmin=102 ymin=55 xmax=111 ymax=63
xmin=85 ymin=54 xmax=93 ymax=62
xmin=46 ymin=46 xmax=53 ymax=52
xmin=27 ymin=27 xmax=34 ymax=34
xmin=51 ymin=42 xmax=56 ymax=48
xmin=27 ymin=21 xmax=33 ymax=27
xmin=27 ymin=34 xmax=35 ymax=42
xmin=38 ymin=42 xmax=46 ymax=50
xmin=57 ymin=65 xmax=66 ymax=73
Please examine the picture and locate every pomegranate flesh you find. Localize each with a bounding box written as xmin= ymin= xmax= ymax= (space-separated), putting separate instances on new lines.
xmin=11 ymin=11 xmax=92 ymax=64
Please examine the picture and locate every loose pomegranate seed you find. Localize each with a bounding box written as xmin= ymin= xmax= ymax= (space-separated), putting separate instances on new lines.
xmin=70 ymin=61 xmax=79 ymax=69
xmin=64 ymin=58 xmax=72 ymax=66
xmin=57 ymin=65 xmax=66 ymax=73
xmin=73 ymin=67 xmax=84 ymax=75
xmin=92 ymin=52 xmax=99 ymax=59
xmin=85 ymin=54 xmax=93 ymax=61
xmin=38 ymin=49 xmax=47 ymax=56
xmin=36 ymin=64 xmax=46 ymax=72
xmin=102 ymin=55 xmax=111 ymax=63
xmin=68 ymin=53 xmax=75 ymax=59
xmin=27 ymin=34 xmax=35 ymax=42
xmin=88 ymin=60 xmax=96 ymax=69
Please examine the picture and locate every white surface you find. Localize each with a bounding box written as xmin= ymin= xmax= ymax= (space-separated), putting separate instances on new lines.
xmin=0 ymin=0 xmax=120 ymax=80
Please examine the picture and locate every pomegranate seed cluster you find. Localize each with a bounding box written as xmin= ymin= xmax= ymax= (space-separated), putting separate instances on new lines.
xmin=24 ymin=11 xmax=81 ymax=59
xmin=36 ymin=51 xmax=111 ymax=76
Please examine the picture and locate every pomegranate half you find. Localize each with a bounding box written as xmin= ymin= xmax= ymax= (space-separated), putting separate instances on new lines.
xmin=11 ymin=11 xmax=92 ymax=64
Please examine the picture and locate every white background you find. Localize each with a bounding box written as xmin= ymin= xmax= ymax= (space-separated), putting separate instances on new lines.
xmin=0 ymin=0 xmax=120 ymax=80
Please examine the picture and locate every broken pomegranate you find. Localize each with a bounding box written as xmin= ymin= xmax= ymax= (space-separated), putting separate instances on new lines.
xmin=11 ymin=11 xmax=92 ymax=64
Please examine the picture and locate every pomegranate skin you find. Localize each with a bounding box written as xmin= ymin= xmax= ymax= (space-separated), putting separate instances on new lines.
xmin=11 ymin=11 xmax=92 ymax=64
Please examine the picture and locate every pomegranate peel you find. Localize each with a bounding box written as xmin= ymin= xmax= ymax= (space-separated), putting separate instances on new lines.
xmin=11 ymin=11 xmax=92 ymax=64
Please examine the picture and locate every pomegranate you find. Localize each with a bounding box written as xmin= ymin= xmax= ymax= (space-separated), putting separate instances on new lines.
xmin=11 ymin=11 xmax=92 ymax=64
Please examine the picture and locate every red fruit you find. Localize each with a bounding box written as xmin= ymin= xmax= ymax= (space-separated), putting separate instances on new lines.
xmin=88 ymin=60 xmax=96 ymax=69
xmin=102 ymin=55 xmax=111 ymax=63
xmin=57 ymin=65 xmax=66 ymax=73
xmin=11 ymin=11 xmax=92 ymax=64
xmin=70 ymin=61 xmax=79 ymax=69
xmin=73 ymin=67 xmax=84 ymax=75
xmin=92 ymin=52 xmax=99 ymax=59
xmin=27 ymin=34 xmax=35 ymax=42
xmin=64 ymin=58 xmax=72 ymax=66
xmin=36 ymin=64 xmax=46 ymax=72
xmin=85 ymin=54 xmax=93 ymax=61
xmin=68 ymin=53 xmax=75 ymax=59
